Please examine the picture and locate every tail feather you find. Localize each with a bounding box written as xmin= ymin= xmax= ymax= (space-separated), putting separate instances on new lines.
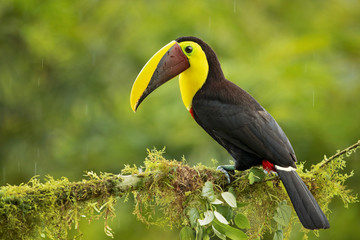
xmin=275 ymin=166 xmax=330 ymax=230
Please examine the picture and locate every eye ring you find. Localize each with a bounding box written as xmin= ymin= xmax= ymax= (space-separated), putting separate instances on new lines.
xmin=185 ymin=46 xmax=193 ymax=54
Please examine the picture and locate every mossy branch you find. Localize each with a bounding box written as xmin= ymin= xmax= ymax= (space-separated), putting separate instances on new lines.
xmin=1 ymin=141 xmax=359 ymax=240
xmin=319 ymin=140 xmax=360 ymax=167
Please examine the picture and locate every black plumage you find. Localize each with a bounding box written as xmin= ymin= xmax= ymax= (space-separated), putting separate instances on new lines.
xmin=276 ymin=168 xmax=329 ymax=229
xmin=176 ymin=36 xmax=329 ymax=229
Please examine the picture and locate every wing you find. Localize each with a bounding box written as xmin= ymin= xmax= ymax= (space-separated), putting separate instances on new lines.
xmin=192 ymin=79 xmax=296 ymax=169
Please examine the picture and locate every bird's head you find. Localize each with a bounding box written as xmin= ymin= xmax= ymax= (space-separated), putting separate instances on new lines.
xmin=130 ymin=36 xmax=214 ymax=111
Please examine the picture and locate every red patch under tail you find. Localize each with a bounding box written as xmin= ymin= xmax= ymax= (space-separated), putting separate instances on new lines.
xmin=262 ymin=160 xmax=276 ymax=172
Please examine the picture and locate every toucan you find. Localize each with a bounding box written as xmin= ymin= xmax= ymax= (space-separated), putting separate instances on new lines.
xmin=130 ymin=36 xmax=330 ymax=230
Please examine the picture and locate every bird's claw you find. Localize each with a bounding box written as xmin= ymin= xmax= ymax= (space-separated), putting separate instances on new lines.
xmin=263 ymin=169 xmax=278 ymax=176
xmin=216 ymin=165 xmax=234 ymax=184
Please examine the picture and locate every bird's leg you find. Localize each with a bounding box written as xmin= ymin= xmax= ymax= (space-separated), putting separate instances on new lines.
xmin=216 ymin=165 xmax=235 ymax=184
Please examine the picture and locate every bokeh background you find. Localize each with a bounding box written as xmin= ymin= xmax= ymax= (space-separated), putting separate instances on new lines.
xmin=1 ymin=0 xmax=359 ymax=239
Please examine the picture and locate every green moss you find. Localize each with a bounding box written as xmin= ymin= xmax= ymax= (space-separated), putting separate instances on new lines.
xmin=0 ymin=142 xmax=358 ymax=239
xmin=131 ymin=145 xmax=358 ymax=240
xmin=129 ymin=144 xmax=358 ymax=240
xmin=0 ymin=174 xmax=121 ymax=239
xmin=131 ymin=148 xmax=221 ymax=228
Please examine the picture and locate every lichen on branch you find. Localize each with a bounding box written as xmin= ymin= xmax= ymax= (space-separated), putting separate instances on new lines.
xmin=0 ymin=141 xmax=359 ymax=240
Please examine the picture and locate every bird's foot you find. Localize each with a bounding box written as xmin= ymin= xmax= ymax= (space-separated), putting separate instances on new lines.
xmin=216 ymin=165 xmax=235 ymax=184
xmin=263 ymin=169 xmax=278 ymax=176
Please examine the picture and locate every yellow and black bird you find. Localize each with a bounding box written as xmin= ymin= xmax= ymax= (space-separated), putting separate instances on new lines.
xmin=130 ymin=36 xmax=330 ymax=230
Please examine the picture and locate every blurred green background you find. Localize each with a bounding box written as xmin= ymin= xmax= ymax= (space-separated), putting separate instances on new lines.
xmin=1 ymin=0 xmax=359 ymax=239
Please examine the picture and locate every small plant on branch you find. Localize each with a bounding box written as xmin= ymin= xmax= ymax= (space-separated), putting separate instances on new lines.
xmin=0 ymin=141 xmax=359 ymax=240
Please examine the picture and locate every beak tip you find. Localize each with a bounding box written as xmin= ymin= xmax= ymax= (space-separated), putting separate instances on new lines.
xmin=131 ymin=102 xmax=139 ymax=112
xmin=131 ymin=106 xmax=137 ymax=113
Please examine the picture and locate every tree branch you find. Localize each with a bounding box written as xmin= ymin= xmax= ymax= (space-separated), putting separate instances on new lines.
xmin=0 ymin=141 xmax=359 ymax=240
xmin=319 ymin=140 xmax=360 ymax=168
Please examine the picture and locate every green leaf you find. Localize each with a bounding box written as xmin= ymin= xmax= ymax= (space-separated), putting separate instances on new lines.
xmin=215 ymin=205 xmax=233 ymax=221
xmin=248 ymin=172 xmax=255 ymax=184
xmin=195 ymin=223 xmax=203 ymax=240
xmin=201 ymin=181 xmax=216 ymax=202
xmin=221 ymin=192 xmax=237 ymax=208
xmin=234 ymin=213 xmax=250 ymax=229
xmin=202 ymin=233 xmax=210 ymax=240
xmin=214 ymin=211 xmax=229 ymax=224
xmin=180 ymin=226 xmax=195 ymax=240
xmin=198 ymin=211 xmax=214 ymax=226
xmin=211 ymin=198 xmax=223 ymax=205
xmin=273 ymin=230 xmax=283 ymax=240
xmin=212 ymin=220 xmax=248 ymax=240
xmin=248 ymin=168 xmax=266 ymax=184
xmin=273 ymin=201 xmax=292 ymax=227
xmin=212 ymin=225 xmax=227 ymax=240
xmin=188 ymin=208 xmax=200 ymax=228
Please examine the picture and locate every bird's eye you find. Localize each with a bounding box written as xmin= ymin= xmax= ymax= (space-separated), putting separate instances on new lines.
xmin=185 ymin=46 xmax=193 ymax=54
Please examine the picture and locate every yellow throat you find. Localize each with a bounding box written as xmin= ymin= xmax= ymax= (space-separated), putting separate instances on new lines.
xmin=178 ymin=41 xmax=209 ymax=110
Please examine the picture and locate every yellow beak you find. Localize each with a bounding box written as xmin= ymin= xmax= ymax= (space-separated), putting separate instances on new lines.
xmin=130 ymin=41 xmax=190 ymax=112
